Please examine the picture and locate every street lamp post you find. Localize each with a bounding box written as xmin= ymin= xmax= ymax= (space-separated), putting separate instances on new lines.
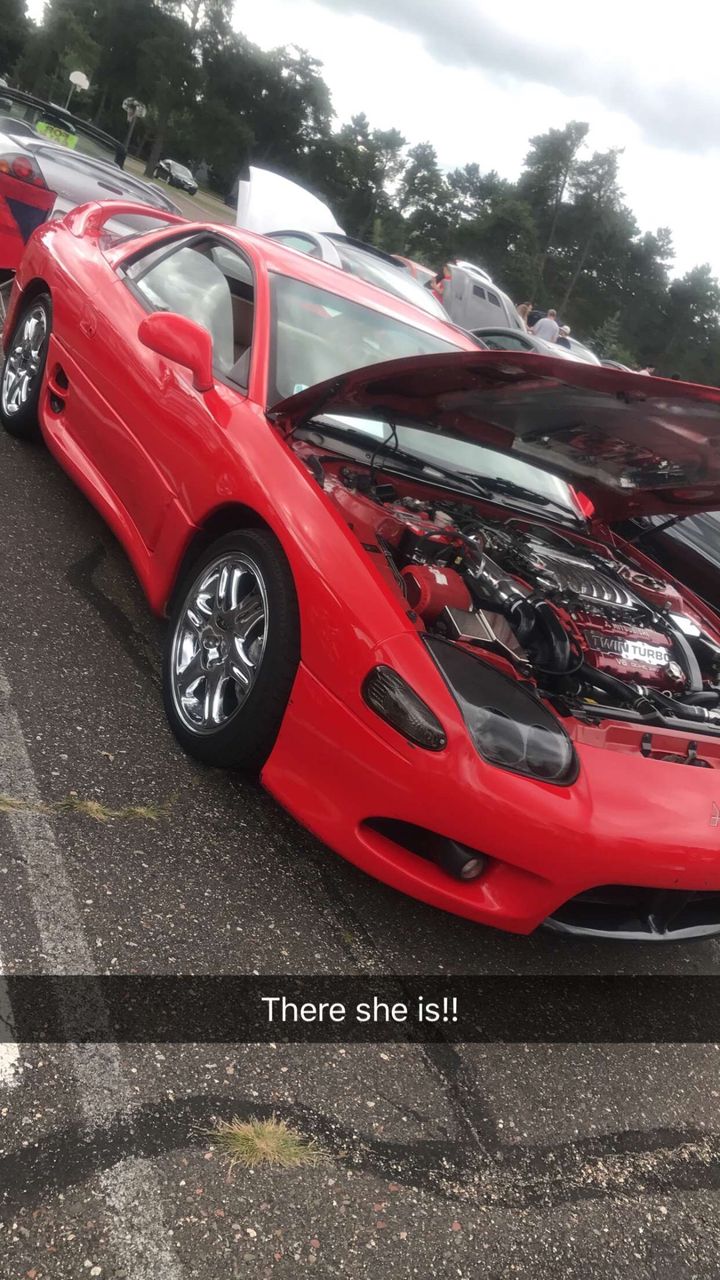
xmin=122 ymin=97 xmax=147 ymax=152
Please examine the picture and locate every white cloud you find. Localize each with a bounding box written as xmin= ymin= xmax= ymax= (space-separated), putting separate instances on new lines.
xmin=24 ymin=0 xmax=718 ymax=280
xmin=311 ymin=0 xmax=720 ymax=154
xmin=234 ymin=0 xmax=720 ymax=280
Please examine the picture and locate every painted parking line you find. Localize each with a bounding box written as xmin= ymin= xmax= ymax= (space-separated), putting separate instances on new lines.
xmin=0 ymin=948 xmax=20 ymax=1088
xmin=0 ymin=667 xmax=185 ymax=1278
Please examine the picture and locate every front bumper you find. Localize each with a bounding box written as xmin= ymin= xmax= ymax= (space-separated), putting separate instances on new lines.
xmin=262 ymin=641 xmax=720 ymax=937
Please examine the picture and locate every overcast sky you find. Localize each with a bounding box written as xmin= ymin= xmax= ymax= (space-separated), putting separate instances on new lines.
xmin=235 ymin=0 xmax=720 ymax=282
xmin=28 ymin=0 xmax=718 ymax=280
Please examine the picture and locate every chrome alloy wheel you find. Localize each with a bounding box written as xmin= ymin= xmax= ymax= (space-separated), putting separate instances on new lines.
xmin=1 ymin=304 xmax=48 ymax=417
xmin=170 ymin=554 xmax=269 ymax=735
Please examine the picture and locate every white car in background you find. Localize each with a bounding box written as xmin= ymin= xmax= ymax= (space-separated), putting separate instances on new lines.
xmin=235 ymin=165 xmax=450 ymax=321
xmin=439 ymin=260 xmax=525 ymax=331
xmin=472 ymin=325 xmax=591 ymax=362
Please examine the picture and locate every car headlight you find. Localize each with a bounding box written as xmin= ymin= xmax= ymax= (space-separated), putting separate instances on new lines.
xmin=425 ymin=637 xmax=578 ymax=785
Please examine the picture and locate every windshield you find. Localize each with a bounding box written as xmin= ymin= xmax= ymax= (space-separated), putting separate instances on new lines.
xmin=331 ymin=241 xmax=447 ymax=319
xmin=314 ymin=412 xmax=581 ymax=519
xmin=268 ymin=273 xmax=464 ymax=405
xmin=172 ymin=163 xmax=193 ymax=180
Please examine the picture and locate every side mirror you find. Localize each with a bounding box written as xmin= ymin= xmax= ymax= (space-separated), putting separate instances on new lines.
xmin=138 ymin=311 xmax=214 ymax=392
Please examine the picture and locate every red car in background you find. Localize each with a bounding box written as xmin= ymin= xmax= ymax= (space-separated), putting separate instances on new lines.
xmin=0 ymin=147 xmax=55 ymax=273
xmin=0 ymin=94 xmax=180 ymax=274
xmin=4 ymin=200 xmax=720 ymax=941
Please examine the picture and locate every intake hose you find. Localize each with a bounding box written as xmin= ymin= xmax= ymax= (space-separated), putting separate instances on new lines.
xmin=581 ymin=663 xmax=720 ymax=724
xmin=580 ymin=663 xmax=650 ymax=708
xmin=663 ymin=701 xmax=720 ymax=724
xmin=520 ymin=599 xmax=573 ymax=673
xmin=680 ymin=690 xmax=720 ymax=708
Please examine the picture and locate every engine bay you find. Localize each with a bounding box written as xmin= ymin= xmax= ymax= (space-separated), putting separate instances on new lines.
xmin=296 ymin=440 xmax=720 ymax=752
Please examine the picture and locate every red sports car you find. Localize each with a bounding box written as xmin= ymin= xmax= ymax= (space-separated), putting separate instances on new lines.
xmin=4 ymin=199 xmax=720 ymax=941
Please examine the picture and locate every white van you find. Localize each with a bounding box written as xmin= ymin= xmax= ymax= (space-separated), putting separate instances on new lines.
xmin=441 ymin=261 xmax=524 ymax=331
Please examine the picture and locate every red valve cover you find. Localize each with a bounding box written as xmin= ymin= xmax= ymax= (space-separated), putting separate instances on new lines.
xmin=575 ymin=611 xmax=683 ymax=689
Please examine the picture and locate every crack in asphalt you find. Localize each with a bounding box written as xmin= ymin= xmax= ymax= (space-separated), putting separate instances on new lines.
xmin=65 ymin=543 xmax=163 ymax=688
xmin=1 ymin=1093 xmax=718 ymax=1215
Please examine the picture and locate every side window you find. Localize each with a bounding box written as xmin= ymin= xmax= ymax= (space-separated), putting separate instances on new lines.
xmin=487 ymin=291 xmax=502 ymax=307
xmin=129 ymin=238 xmax=255 ymax=387
xmin=472 ymin=284 xmax=486 ymax=299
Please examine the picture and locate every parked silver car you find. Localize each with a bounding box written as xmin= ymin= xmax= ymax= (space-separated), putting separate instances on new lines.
xmin=564 ymin=335 xmax=601 ymax=364
xmin=472 ymin=325 xmax=591 ymax=362
xmin=267 ymin=230 xmax=449 ymax=321
xmin=0 ymin=125 xmax=182 ymax=273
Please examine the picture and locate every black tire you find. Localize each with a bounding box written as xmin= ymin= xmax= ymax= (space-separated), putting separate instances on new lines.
xmin=162 ymin=528 xmax=300 ymax=772
xmin=0 ymin=290 xmax=51 ymax=441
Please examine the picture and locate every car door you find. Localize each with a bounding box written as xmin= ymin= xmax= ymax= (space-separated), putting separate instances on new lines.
xmin=65 ymin=231 xmax=256 ymax=551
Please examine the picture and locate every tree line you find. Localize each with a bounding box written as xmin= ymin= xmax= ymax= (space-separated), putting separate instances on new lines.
xmin=2 ymin=0 xmax=720 ymax=382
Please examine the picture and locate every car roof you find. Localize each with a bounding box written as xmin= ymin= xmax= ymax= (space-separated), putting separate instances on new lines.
xmin=118 ymin=220 xmax=479 ymax=346
xmin=473 ymin=325 xmax=528 ymax=336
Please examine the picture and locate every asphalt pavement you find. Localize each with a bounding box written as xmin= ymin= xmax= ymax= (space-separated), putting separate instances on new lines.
xmin=1 ymin=414 xmax=720 ymax=1278
xmin=123 ymin=157 xmax=237 ymax=226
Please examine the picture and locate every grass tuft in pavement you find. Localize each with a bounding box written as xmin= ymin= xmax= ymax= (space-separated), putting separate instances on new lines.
xmin=0 ymin=794 xmax=26 ymax=814
xmin=54 ymin=797 xmax=167 ymax=822
xmin=0 ymin=793 xmax=167 ymax=822
xmin=208 ymin=1115 xmax=325 ymax=1169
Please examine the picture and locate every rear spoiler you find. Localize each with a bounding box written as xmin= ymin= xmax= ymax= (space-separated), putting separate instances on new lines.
xmin=65 ymin=200 xmax=188 ymax=238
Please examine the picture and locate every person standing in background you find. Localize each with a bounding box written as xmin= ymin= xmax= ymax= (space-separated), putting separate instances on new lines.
xmin=556 ymin=325 xmax=572 ymax=349
xmin=429 ymin=264 xmax=452 ymax=308
xmin=531 ymin=309 xmax=560 ymax=342
xmin=516 ymin=301 xmax=533 ymax=329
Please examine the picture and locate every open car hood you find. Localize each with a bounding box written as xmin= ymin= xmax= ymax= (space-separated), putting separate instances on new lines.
xmin=235 ymin=166 xmax=345 ymax=235
xmin=271 ymin=351 xmax=720 ymax=521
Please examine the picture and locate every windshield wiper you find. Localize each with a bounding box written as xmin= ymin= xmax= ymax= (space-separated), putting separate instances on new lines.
xmin=302 ymin=422 xmax=576 ymax=518
xmin=302 ymin=423 xmax=495 ymax=497
xmin=454 ymin=474 xmax=554 ymax=507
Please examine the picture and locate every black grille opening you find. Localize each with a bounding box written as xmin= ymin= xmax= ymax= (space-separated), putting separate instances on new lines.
xmin=547 ymin=884 xmax=720 ymax=941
